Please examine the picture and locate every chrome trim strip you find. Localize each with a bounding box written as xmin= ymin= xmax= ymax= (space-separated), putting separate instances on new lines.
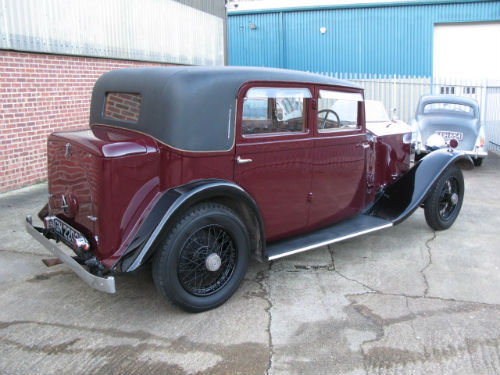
xmin=25 ymin=217 xmax=115 ymax=294
xmin=268 ymin=223 xmax=393 ymax=261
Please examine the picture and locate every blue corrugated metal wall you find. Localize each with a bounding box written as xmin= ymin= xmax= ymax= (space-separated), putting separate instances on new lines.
xmin=228 ymin=0 xmax=500 ymax=76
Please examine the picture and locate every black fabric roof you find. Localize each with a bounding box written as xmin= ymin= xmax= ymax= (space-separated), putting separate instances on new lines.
xmin=90 ymin=66 xmax=359 ymax=151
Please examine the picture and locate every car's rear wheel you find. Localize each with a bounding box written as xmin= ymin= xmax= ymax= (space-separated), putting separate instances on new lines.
xmin=473 ymin=158 xmax=483 ymax=167
xmin=152 ymin=203 xmax=250 ymax=312
xmin=424 ymin=165 xmax=464 ymax=230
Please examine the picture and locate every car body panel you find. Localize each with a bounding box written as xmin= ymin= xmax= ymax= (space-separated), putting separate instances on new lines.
xmin=234 ymin=138 xmax=313 ymax=241
xmin=309 ymin=131 xmax=367 ymax=231
xmin=417 ymin=114 xmax=479 ymax=151
xmin=412 ymin=95 xmax=487 ymax=159
xmin=364 ymin=100 xmax=412 ymax=193
xmin=369 ymin=148 xmax=473 ymax=224
xmin=120 ymin=179 xmax=266 ymax=272
xmin=47 ymin=126 xmax=161 ymax=265
xmin=24 ymin=67 xmax=470 ymax=296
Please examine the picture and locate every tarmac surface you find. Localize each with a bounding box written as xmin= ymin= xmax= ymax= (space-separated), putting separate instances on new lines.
xmin=0 ymin=153 xmax=499 ymax=375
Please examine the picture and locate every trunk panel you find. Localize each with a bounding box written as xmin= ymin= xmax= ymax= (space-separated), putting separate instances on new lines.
xmin=46 ymin=126 xmax=160 ymax=267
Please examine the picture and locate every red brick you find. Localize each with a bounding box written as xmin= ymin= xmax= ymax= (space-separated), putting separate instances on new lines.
xmin=0 ymin=49 xmax=171 ymax=192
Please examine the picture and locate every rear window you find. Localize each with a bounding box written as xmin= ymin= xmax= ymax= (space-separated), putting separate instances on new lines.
xmin=423 ymin=102 xmax=474 ymax=115
xmin=104 ymin=92 xmax=141 ymax=123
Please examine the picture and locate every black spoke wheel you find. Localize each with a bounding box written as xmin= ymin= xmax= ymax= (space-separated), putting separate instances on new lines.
xmin=153 ymin=203 xmax=250 ymax=312
xmin=177 ymin=225 xmax=237 ymax=297
xmin=424 ymin=165 xmax=464 ymax=230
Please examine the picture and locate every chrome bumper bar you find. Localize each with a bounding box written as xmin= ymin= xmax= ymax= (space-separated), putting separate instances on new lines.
xmin=414 ymin=144 xmax=487 ymax=158
xmin=460 ymin=149 xmax=488 ymax=158
xmin=25 ymin=216 xmax=115 ymax=294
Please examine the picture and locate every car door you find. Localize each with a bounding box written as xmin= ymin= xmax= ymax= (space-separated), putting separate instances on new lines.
xmin=308 ymin=86 xmax=368 ymax=231
xmin=234 ymin=84 xmax=314 ymax=241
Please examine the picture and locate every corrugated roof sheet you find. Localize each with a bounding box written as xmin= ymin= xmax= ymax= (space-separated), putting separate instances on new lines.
xmin=228 ymin=0 xmax=500 ymax=76
xmin=0 ymin=0 xmax=226 ymax=65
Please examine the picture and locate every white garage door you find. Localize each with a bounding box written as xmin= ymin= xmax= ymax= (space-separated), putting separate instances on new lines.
xmin=433 ymin=22 xmax=500 ymax=80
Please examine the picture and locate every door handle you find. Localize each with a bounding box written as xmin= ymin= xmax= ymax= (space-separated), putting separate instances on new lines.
xmin=237 ymin=156 xmax=253 ymax=164
xmin=357 ymin=142 xmax=370 ymax=149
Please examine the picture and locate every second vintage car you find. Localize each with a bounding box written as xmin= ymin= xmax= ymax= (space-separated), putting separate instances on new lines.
xmin=26 ymin=67 xmax=472 ymax=311
xmin=412 ymin=95 xmax=487 ymax=166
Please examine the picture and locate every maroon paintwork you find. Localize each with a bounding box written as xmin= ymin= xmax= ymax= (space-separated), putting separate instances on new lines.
xmin=46 ymin=81 xmax=411 ymax=269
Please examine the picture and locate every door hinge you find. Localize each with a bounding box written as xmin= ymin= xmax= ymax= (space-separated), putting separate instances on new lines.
xmin=307 ymin=192 xmax=313 ymax=202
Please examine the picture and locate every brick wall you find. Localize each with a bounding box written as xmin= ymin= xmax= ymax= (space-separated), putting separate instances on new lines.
xmin=0 ymin=50 xmax=171 ymax=193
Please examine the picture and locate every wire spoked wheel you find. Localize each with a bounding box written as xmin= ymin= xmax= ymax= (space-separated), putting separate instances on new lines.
xmin=153 ymin=203 xmax=250 ymax=312
xmin=177 ymin=225 xmax=237 ymax=296
xmin=424 ymin=165 xmax=464 ymax=230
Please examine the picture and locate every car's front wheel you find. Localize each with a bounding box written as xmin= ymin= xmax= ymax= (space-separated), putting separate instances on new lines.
xmin=152 ymin=203 xmax=250 ymax=312
xmin=424 ymin=165 xmax=464 ymax=230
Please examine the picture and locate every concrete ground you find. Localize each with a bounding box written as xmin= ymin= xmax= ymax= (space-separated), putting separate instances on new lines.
xmin=1 ymin=154 xmax=499 ymax=375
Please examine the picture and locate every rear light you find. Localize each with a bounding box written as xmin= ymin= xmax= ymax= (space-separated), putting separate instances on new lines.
xmin=44 ymin=216 xmax=54 ymax=229
xmin=480 ymin=136 xmax=484 ymax=148
xmin=74 ymin=237 xmax=90 ymax=251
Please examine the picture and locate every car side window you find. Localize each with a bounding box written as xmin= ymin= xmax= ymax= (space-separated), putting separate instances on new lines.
xmin=241 ymin=87 xmax=311 ymax=136
xmin=317 ymin=90 xmax=363 ymax=132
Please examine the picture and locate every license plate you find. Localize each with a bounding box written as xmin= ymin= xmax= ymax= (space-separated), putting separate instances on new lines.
xmin=52 ymin=217 xmax=82 ymax=247
xmin=436 ymin=130 xmax=463 ymax=141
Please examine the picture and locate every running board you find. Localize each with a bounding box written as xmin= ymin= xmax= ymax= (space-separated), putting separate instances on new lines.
xmin=266 ymin=214 xmax=393 ymax=261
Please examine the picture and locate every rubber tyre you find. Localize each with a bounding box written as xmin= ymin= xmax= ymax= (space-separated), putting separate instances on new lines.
xmin=424 ymin=165 xmax=464 ymax=231
xmin=473 ymin=158 xmax=483 ymax=167
xmin=152 ymin=203 xmax=250 ymax=312
xmin=414 ymin=153 xmax=425 ymax=163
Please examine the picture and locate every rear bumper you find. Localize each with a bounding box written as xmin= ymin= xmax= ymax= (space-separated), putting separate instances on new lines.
xmin=414 ymin=142 xmax=487 ymax=158
xmin=460 ymin=149 xmax=488 ymax=158
xmin=25 ymin=216 xmax=115 ymax=294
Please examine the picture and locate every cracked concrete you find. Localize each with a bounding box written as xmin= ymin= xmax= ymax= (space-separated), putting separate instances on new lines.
xmin=420 ymin=231 xmax=436 ymax=296
xmin=254 ymin=264 xmax=275 ymax=375
xmin=1 ymin=154 xmax=500 ymax=374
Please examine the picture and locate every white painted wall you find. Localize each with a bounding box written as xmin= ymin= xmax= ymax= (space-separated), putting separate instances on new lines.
xmin=433 ymin=22 xmax=500 ymax=81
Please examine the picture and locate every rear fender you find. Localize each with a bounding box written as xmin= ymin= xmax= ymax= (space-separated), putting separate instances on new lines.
xmin=116 ymin=179 xmax=265 ymax=272
xmin=368 ymin=149 xmax=473 ymax=224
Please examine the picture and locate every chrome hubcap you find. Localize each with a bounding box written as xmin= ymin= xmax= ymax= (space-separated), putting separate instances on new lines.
xmin=450 ymin=193 xmax=459 ymax=205
xmin=205 ymin=253 xmax=222 ymax=272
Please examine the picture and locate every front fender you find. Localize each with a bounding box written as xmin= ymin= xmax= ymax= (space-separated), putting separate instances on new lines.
xmin=115 ymin=179 xmax=265 ymax=272
xmin=369 ymin=149 xmax=473 ymax=224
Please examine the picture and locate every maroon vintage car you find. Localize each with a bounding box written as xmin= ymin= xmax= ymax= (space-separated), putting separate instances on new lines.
xmin=26 ymin=67 xmax=472 ymax=311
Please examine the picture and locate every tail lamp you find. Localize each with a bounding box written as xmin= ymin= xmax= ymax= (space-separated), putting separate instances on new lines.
xmin=74 ymin=237 xmax=90 ymax=251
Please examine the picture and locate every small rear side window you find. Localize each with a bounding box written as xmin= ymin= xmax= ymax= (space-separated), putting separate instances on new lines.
xmin=104 ymin=92 xmax=141 ymax=123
